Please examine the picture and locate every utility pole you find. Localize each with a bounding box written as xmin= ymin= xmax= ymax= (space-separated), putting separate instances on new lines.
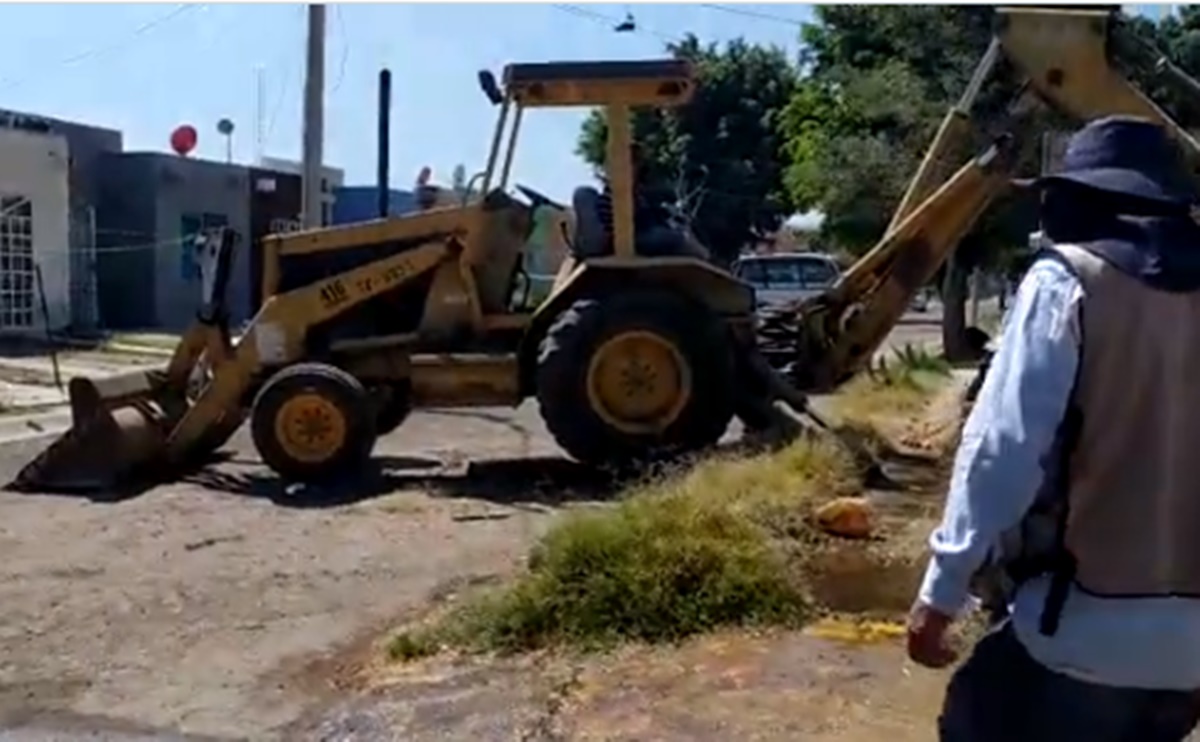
xmin=301 ymin=4 xmax=326 ymax=229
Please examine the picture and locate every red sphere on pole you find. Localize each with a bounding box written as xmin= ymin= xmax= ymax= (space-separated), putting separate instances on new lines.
xmin=170 ymin=125 xmax=198 ymax=157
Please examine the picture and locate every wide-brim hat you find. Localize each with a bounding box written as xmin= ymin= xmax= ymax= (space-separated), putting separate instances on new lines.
xmin=1012 ymin=115 xmax=1199 ymax=209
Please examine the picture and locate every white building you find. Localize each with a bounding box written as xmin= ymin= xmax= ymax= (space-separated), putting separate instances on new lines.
xmin=0 ymin=126 xmax=71 ymax=334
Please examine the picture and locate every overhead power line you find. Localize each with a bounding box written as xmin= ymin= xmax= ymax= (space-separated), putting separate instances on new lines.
xmin=551 ymin=3 xmax=807 ymax=48
xmin=551 ymin=4 xmax=680 ymax=43
xmin=544 ymin=3 xmax=809 ymax=214
xmin=330 ymin=3 xmax=350 ymax=95
xmin=0 ymin=4 xmax=205 ymax=92
xmin=699 ymin=3 xmax=807 ymax=27
xmin=263 ymin=5 xmax=307 ymax=150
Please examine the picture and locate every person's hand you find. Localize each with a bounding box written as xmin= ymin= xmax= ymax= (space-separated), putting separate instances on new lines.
xmin=906 ymin=602 xmax=958 ymax=669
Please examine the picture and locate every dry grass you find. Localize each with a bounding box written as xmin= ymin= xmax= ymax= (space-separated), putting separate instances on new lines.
xmin=387 ymin=365 xmax=958 ymax=662
xmin=827 ymin=345 xmax=954 ymax=447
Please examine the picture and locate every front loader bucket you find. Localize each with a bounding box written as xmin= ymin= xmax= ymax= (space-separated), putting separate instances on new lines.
xmin=8 ymin=373 xmax=173 ymax=494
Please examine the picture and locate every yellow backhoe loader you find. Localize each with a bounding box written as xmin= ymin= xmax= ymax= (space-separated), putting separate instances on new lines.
xmin=11 ymin=6 xmax=1200 ymax=495
xmin=12 ymin=59 xmax=771 ymax=493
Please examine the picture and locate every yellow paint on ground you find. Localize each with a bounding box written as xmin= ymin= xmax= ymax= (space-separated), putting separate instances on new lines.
xmin=804 ymin=616 xmax=907 ymax=646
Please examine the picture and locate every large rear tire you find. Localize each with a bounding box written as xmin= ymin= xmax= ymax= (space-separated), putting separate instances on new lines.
xmin=251 ymin=362 xmax=378 ymax=484
xmin=535 ymin=290 xmax=735 ymax=465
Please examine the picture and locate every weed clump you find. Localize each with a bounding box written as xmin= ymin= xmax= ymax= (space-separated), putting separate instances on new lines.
xmin=464 ymin=494 xmax=810 ymax=652
xmin=387 ymin=368 xmax=952 ymax=661
xmin=390 ymin=439 xmax=857 ymax=657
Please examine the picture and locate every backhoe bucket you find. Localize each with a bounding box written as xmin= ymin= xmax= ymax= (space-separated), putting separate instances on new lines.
xmin=9 ymin=227 xmax=245 ymax=495
xmin=8 ymin=372 xmax=173 ymax=494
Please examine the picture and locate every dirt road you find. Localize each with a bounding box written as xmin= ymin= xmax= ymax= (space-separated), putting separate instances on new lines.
xmin=0 ymin=319 xmax=948 ymax=741
xmin=298 ymin=628 xmax=954 ymax=742
xmin=0 ymin=405 xmax=611 ymax=740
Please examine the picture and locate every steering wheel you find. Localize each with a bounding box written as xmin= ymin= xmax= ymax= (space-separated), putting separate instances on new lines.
xmin=514 ymin=183 xmax=566 ymax=211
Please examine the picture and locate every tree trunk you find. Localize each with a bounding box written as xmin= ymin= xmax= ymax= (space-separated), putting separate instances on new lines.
xmin=942 ymin=254 xmax=971 ymax=362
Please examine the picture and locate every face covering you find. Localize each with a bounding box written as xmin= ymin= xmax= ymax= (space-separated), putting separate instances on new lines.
xmin=1039 ymin=184 xmax=1200 ymax=293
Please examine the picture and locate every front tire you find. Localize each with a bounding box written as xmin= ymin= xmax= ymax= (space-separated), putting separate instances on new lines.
xmin=250 ymin=362 xmax=378 ymax=484
xmin=535 ymin=290 xmax=735 ymax=465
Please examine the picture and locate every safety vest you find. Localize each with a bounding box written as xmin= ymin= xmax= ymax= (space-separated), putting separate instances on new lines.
xmin=972 ymin=242 xmax=1200 ymax=632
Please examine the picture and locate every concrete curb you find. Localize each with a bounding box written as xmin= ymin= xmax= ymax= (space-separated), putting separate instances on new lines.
xmin=102 ymin=343 xmax=174 ymax=358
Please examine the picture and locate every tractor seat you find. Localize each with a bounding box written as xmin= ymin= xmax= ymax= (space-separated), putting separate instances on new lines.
xmin=568 ymin=185 xmax=708 ymax=261
xmin=570 ymin=185 xmax=613 ymax=258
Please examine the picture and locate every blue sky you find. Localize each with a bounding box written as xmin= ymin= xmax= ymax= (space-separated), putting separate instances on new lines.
xmin=0 ymin=3 xmax=1177 ymax=202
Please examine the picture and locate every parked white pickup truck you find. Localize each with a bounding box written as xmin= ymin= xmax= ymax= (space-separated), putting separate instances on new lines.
xmin=732 ymin=252 xmax=842 ymax=312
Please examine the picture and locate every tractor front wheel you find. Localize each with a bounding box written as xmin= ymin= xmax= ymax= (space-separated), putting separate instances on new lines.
xmin=535 ymin=290 xmax=735 ymax=466
xmin=251 ymin=363 xmax=378 ymax=484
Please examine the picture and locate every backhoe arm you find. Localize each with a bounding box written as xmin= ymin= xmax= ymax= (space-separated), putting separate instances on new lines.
xmin=774 ymin=138 xmax=1020 ymax=393
xmin=773 ymin=6 xmax=1200 ymax=394
xmin=999 ymin=7 xmax=1200 ymax=158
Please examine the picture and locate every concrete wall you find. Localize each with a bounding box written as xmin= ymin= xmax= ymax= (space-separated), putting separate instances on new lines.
xmin=0 ymin=108 xmax=121 ymax=211
xmin=0 ymin=128 xmax=72 ymax=334
xmin=95 ymin=153 xmax=252 ymax=331
xmin=256 ymin=156 xmax=342 ymax=226
xmin=0 ymin=109 xmax=124 ymax=334
xmin=93 ymin=153 xmax=160 ymax=330
xmin=332 ymin=186 xmax=418 ymax=224
xmin=151 ymin=155 xmax=251 ymax=331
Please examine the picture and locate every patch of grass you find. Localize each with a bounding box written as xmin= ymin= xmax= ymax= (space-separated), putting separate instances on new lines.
xmin=892 ymin=343 xmax=952 ymax=376
xmin=387 ymin=373 xmax=952 ymax=661
xmin=831 ymin=345 xmax=951 ymax=428
xmin=389 ymin=439 xmax=861 ymax=658
xmin=387 ymin=630 xmax=442 ymax=661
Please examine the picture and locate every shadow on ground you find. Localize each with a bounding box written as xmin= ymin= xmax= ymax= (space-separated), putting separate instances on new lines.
xmin=2 ymin=422 xmax=933 ymax=514
xmin=182 ymin=429 xmax=807 ymax=510
xmin=184 ymin=455 xmax=631 ymax=510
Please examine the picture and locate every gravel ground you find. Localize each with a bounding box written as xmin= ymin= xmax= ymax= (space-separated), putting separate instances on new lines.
xmin=0 ymin=320 xmax=947 ymax=740
xmin=0 ymin=405 xmax=602 ymax=740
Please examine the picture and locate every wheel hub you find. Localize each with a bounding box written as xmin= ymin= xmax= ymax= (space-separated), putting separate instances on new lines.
xmin=585 ymin=330 xmax=692 ymax=435
xmin=273 ymin=392 xmax=347 ymax=463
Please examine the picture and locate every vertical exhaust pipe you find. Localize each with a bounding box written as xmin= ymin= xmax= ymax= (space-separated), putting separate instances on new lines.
xmin=378 ymin=68 xmax=392 ymax=219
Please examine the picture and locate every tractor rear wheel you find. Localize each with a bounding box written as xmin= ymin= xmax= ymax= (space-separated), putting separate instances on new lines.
xmin=251 ymin=362 xmax=378 ymax=484
xmin=535 ymin=290 xmax=735 ymax=466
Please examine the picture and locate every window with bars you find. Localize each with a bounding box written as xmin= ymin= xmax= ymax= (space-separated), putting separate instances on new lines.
xmin=0 ymin=197 xmax=35 ymax=329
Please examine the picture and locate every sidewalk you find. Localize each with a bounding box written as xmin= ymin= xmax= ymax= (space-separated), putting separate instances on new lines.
xmin=0 ymin=347 xmax=165 ymax=435
xmin=0 ymin=406 xmax=72 ymax=445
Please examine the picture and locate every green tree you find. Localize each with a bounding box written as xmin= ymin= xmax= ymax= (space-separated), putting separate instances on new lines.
xmin=1116 ymin=8 xmax=1200 ymax=127
xmin=784 ymin=6 xmax=1017 ymax=253
xmin=576 ymin=35 xmax=798 ymax=264
xmin=783 ymin=6 xmax=1200 ymax=358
